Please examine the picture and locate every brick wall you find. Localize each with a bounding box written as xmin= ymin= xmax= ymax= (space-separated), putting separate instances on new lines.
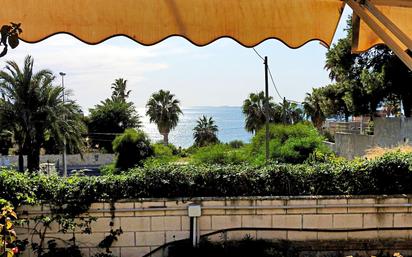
xmin=16 ymin=195 xmax=412 ymax=257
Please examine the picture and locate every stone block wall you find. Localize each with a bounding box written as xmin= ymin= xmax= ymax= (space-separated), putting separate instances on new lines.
xmin=330 ymin=117 xmax=412 ymax=159
xmin=374 ymin=117 xmax=412 ymax=147
xmin=0 ymin=153 xmax=114 ymax=168
xmin=16 ymin=196 xmax=412 ymax=257
xmin=333 ymin=133 xmax=374 ymax=159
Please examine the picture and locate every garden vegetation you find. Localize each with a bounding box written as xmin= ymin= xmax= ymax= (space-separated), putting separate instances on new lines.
xmin=1 ymin=151 xmax=412 ymax=209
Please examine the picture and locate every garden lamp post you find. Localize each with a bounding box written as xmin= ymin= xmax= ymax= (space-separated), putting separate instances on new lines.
xmin=59 ymin=71 xmax=67 ymax=177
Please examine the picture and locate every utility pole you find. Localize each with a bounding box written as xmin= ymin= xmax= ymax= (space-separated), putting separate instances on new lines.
xmin=283 ymin=97 xmax=287 ymax=124
xmin=264 ymin=57 xmax=270 ymax=163
xmin=59 ymin=72 xmax=67 ymax=177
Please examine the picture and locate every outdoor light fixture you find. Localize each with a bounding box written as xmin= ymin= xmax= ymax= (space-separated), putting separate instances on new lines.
xmin=188 ymin=204 xmax=201 ymax=247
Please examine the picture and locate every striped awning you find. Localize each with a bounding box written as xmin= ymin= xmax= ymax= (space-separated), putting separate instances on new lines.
xmin=0 ymin=0 xmax=411 ymax=66
xmin=352 ymin=1 xmax=412 ymax=52
xmin=2 ymin=0 xmax=345 ymax=48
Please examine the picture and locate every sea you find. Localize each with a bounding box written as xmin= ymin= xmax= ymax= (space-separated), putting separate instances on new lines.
xmin=137 ymin=106 xmax=252 ymax=148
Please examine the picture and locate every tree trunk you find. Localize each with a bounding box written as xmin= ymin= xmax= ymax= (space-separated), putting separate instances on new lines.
xmin=27 ymin=146 xmax=40 ymax=173
xmin=314 ymin=116 xmax=323 ymax=131
xmin=403 ymin=98 xmax=412 ymax=117
xmin=163 ymin=133 xmax=169 ymax=146
xmin=344 ymin=113 xmax=349 ymax=122
xmin=18 ymin=151 xmax=24 ymax=172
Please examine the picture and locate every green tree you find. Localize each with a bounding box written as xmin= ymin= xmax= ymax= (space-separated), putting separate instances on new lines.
xmin=112 ymin=128 xmax=153 ymax=171
xmin=324 ymin=36 xmax=362 ymax=83
xmin=0 ymin=130 xmax=12 ymax=155
xmin=193 ymin=115 xmax=219 ymax=147
xmin=146 ymin=89 xmax=182 ymax=145
xmin=382 ymin=95 xmax=401 ymax=117
xmin=303 ymin=89 xmax=326 ymax=130
xmin=359 ymin=68 xmax=386 ymax=117
xmin=318 ymin=83 xmax=351 ymax=121
xmin=111 ymin=78 xmax=130 ymax=102
xmin=0 ymin=55 xmax=86 ymax=172
xmin=324 ymin=16 xmax=412 ymax=118
xmin=242 ymin=91 xmax=279 ymax=134
xmin=279 ymin=99 xmax=304 ymax=124
xmin=88 ymin=79 xmax=140 ymax=152
xmin=383 ymin=54 xmax=412 ymax=117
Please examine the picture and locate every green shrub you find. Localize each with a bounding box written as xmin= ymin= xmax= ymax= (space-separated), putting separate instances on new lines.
xmin=360 ymin=151 xmax=412 ymax=194
xmin=228 ymin=140 xmax=245 ymax=149
xmin=99 ymin=163 xmax=116 ymax=176
xmin=191 ymin=144 xmax=247 ymax=165
xmin=143 ymin=143 xmax=180 ymax=168
xmin=321 ymin=129 xmax=335 ymax=142
xmin=251 ymin=123 xmax=331 ymax=164
xmin=153 ymin=143 xmax=174 ymax=157
xmin=112 ymin=129 xmax=154 ymax=171
xmin=167 ymin=143 xmax=180 ymax=155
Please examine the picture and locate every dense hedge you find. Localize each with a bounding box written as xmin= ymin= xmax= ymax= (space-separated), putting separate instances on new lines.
xmin=1 ymin=152 xmax=412 ymax=208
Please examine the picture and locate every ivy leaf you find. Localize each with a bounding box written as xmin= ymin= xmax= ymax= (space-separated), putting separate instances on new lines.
xmin=8 ymin=34 xmax=19 ymax=49
xmin=6 ymin=218 xmax=13 ymax=229
xmin=0 ymin=25 xmax=11 ymax=42
xmin=9 ymin=211 xmax=17 ymax=219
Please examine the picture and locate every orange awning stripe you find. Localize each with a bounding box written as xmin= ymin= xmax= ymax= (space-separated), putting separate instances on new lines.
xmin=1 ymin=0 xmax=345 ymax=48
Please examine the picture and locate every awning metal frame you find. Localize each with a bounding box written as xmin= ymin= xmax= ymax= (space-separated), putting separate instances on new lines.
xmin=347 ymin=0 xmax=412 ymax=70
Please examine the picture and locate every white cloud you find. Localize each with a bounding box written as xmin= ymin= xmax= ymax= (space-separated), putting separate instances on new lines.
xmin=2 ymin=34 xmax=176 ymax=111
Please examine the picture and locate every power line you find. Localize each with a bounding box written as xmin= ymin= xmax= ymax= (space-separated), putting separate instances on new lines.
xmin=267 ymin=67 xmax=283 ymax=101
xmin=87 ymin=132 xmax=123 ymax=136
xmin=252 ymin=47 xmax=265 ymax=61
xmin=252 ymin=48 xmax=283 ymax=101
xmin=252 ymin=48 xmax=304 ymax=105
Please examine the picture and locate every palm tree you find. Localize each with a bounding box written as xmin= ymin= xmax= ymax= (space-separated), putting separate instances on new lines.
xmin=279 ymin=99 xmax=304 ymax=125
xmin=0 ymin=129 xmax=12 ymax=155
xmin=146 ymin=89 xmax=182 ymax=145
xmin=88 ymin=80 xmax=140 ymax=153
xmin=242 ymin=91 xmax=278 ymax=134
xmin=0 ymin=55 xmax=86 ymax=172
xmin=111 ymin=78 xmax=130 ymax=102
xmin=303 ymin=90 xmax=326 ymax=130
xmin=193 ymin=115 xmax=219 ymax=147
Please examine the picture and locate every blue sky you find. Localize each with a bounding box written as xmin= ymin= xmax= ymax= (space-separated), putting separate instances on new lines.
xmin=2 ymin=7 xmax=351 ymax=113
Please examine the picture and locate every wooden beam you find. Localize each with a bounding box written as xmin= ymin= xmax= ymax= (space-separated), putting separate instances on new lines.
xmin=370 ymin=0 xmax=412 ymax=8
xmin=347 ymin=0 xmax=412 ymax=70
xmin=352 ymin=14 xmax=361 ymax=51
xmin=365 ymin=0 xmax=412 ymax=50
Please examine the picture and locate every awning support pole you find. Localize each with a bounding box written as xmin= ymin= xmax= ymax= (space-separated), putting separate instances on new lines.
xmin=347 ymin=0 xmax=412 ymax=70
xmin=369 ymin=0 xmax=412 ymax=8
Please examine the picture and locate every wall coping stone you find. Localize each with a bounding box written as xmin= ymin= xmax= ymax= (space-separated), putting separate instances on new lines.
xmin=104 ymin=195 xmax=412 ymax=203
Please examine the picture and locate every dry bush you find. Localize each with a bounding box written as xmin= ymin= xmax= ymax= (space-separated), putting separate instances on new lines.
xmin=364 ymin=144 xmax=412 ymax=159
